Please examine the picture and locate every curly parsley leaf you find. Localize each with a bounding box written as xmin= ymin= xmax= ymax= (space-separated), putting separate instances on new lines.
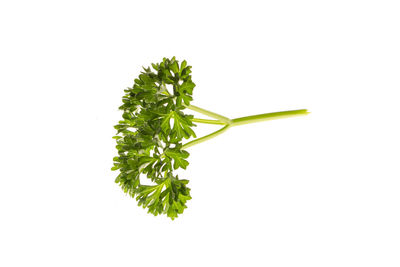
xmin=112 ymin=57 xmax=196 ymax=220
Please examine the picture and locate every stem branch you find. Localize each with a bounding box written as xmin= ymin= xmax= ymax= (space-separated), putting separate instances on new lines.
xmin=182 ymin=108 xmax=309 ymax=149
xmin=192 ymin=118 xmax=226 ymax=125
xmin=186 ymin=105 xmax=231 ymax=124
xmin=182 ymin=125 xmax=230 ymax=149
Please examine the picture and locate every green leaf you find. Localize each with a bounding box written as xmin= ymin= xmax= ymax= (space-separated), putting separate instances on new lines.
xmin=111 ymin=165 xmax=120 ymax=171
xmin=179 ymin=81 xmax=195 ymax=95
xmin=161 ymin=112 xmax=173 ymax=134
xmin=165 ymin=148 xmax=190 ymax=169
xmin=170 ymin=61 xmax=179 ymax=74
xmin=172 ymin=111 xmax=196 ymax=139
xmin=180 ymin=60 xmax=187 ymax=74
xmin=181 ymin=94 xmax=193 ymax=106
xmin=113 ymin=57 xmax=197 ymax=220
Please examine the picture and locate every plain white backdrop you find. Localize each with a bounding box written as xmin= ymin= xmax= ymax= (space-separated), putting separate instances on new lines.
xmin=1 ymin=0 xmax=399 ymax=266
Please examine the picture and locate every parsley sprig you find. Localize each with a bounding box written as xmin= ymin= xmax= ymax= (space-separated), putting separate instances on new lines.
xmin=112 ymin=57 xmax=309 ymax=219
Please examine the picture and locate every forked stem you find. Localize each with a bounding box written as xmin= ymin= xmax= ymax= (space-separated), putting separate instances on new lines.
xmin=182 ymin=107 xmax=309 ymax=149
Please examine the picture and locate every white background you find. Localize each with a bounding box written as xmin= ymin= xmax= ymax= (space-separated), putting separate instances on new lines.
xmin=1 ymin=1 xmax=399 ymax=266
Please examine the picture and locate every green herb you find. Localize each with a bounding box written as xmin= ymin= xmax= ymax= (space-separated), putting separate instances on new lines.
xmin=112 ymin=57 xmax=309 ymax=219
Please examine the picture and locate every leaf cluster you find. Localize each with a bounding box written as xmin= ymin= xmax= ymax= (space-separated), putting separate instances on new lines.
xmin=112 ymin=57 xmax=196 ymax=219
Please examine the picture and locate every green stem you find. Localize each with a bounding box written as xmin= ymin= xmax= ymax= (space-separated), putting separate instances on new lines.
xmin=182 ymin=125 xmax=230 ymax=149
xmin=186 ymin=105 xmax=231 ymax=124
xmin=182 ymin=108 xmax=309 ymax=149
xmin=231 ymin=109 xmax=309 ymax=126
xmin=192 ymin=118 xmax=226 ymax=125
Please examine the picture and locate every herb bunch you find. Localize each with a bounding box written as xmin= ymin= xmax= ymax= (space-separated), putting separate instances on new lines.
xmin=112 ymin=57 xmax=309 ymax=220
